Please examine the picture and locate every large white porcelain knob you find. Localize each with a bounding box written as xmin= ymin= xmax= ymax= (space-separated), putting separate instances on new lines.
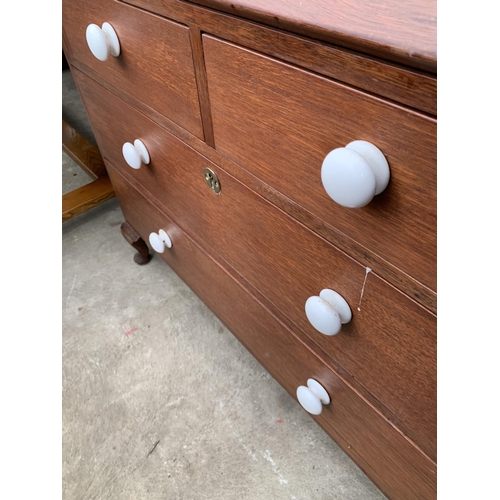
xmin=305 ymin=289 xmax=352 ymax=336
xmin=122 ymin=140 xmax=150 ymax=170
xmin=296 ymin=379 xmax=330 ymax=415
xmin=149 ymin=230 xmax=172 ymax=253
xmin=86 ymin=22 xmax=121 ymax=61
xmin=321 ymin=140 xmax=390 ymax=208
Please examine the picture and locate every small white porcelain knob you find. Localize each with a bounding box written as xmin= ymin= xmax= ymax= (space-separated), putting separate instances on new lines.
xmin=149 ymin=230 xmax=172 ymax=253
xmin=296 ymin=379 xmax=330 ymax=415
xmin=321 ymin=140 xmax=390 ymax=208
xmin=305 ymin=289 xmax=352 ymax=336
xmin=122 ymin=140 xmax=150 ymax=170
xmin=86 ymin=22 xmax=121 ymax=61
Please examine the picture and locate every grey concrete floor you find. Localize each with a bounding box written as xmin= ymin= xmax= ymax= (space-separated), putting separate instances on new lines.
xmin=62 ymin=69 xmax=386 ymax=500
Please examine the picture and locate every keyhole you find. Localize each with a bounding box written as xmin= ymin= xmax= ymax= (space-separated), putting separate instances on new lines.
xmin=203 ymin=167 xmax=221 ymax=194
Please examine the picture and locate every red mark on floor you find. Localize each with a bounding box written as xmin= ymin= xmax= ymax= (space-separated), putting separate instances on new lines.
xmin=126 ymin=328 xmax=138 ymax=337
xmin=276 ymin=419 xmax=283 ymax=424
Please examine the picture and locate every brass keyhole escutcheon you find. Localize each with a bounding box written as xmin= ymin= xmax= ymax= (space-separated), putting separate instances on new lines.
xmin=204 ymin=167 xmax=221 ymax=194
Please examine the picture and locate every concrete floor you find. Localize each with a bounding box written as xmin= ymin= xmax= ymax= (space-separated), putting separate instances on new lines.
xmin=62 ymin=69 xmax=386 ymax=500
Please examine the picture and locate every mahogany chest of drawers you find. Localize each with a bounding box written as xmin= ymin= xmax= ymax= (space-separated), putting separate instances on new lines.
xmin=62 ymin=1 xmax=436 ymax=497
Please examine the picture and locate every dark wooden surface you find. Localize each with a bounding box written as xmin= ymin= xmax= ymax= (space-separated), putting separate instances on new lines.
xmin=62 ymin=0 xmax=204 ymax=139
xmin=64 ymin=0 xmax=437 ymax=493
xmin=108 ymin=166 xmax=437 ymax=500
xmin=189 ymin=27 xmax=215 ymax=148
xmin=203 ymin=36 xmax=437 ymax=293
xmin=185 ymin=0 xmax=436 ymax=72
xmin=120 ymin=0 xmax=436 ymax=115
xmin=70 ymin=63 xmax=437 ymax=312
xmin=75 ymin=72 xmax=436 ymax=460
xmin=65 ymin=0 xmax=437 ymax=307
xmin=64 ymin=0 xmax=437 ymax=307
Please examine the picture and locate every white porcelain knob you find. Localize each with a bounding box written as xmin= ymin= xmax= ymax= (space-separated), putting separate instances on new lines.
xmin=305 ymin=289 xmax=352 ymax=336
xmin=296 ymin=379 xmax=330 ymax=415
xmin=86 ymin=22 xmax=121 ymax=61
xmin=321 ymin=140 xmax=390 ymax=208
xmin=149 ymin=230 xmax=172 ymax=253
xmin=122 ymin=140 xmax=150 ymax=170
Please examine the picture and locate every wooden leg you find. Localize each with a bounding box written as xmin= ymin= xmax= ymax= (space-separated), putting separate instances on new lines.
xmin=120 ymin=221 xmax=152 ymax=265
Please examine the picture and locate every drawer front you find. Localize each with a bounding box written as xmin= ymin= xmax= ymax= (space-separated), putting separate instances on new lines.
xmin=62 ymin=0 xmax=204 ymax=139
xmin=107 ymin=166 xmax=436 ymax=500
xmin=202 ymin=36 xmax=437 ymax=292
xmin=76 ymin=70 xmax=436 ymax=460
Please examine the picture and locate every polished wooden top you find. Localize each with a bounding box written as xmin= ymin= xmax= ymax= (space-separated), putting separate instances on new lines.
xmin=187 ymin=0 xmax=436 ymax=72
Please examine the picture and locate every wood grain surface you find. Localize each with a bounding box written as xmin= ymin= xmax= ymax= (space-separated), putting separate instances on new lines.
xmin=186 ymin=0 xmax=436 ymax=72
xmin=68 ymin=62 xmax=436 ymax=312
xmin=107 ymin=166 xmax=437 ymax=499
xmin=62 ymin=0 xmax=204 ymax=139
xmin=64 ymin=0 xmax=438 ymax=491
xmin=64 ymin=0 xmax=437 ymax=306
xmin=120 ymin=0 xmax=436 ymax=115
xmin=62 ymin=118 xmax=115 ymax=222
xmin=62 ymin=175 xmax=115 ymax=222
xmin=189 ymin=27 xmax=215 ymax=147
xmin=75 ymin=72 xmax=436 ymax=460
xmin=203 ymin=36 xmax=437 ymax=292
